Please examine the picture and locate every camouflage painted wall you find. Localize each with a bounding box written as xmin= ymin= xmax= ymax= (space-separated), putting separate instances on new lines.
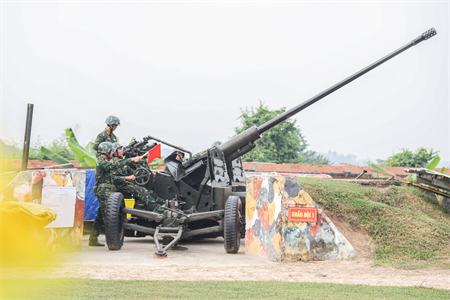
xmin=245 ymin=175 xmax=357 ymax=262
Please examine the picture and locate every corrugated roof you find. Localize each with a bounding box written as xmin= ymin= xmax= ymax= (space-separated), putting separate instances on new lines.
xmin=404 ymin=168 xmax=450 ymax=180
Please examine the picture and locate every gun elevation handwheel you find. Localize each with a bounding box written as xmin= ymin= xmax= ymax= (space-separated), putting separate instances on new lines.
xmin=134 ymin=168 xmax=151 ymax=185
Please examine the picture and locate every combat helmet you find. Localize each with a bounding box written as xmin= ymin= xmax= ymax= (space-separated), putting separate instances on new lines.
xmin=111 ymin=142 xmax=123 ymax=153
xmin=105 ymin=115 xmax=120 ymax=126
xmin=98 ymin=142 xmax=113 ymax=154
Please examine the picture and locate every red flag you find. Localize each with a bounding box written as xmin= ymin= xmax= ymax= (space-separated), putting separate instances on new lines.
xmin=147 ymin=143 xmax=161 ymax=163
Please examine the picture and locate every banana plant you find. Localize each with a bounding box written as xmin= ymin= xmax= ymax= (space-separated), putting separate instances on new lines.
xmin=370 ymin=156 xmax=443 ymax=182
xmin=65 ymin=128 xmax=97 ymax=167
xmin=39 ymin=146 xmax=75 ymax=168
xmin=370 ymin=164 xmax=396 ymax=179
xmin=38 ymin=128 xmax=97 ymax=167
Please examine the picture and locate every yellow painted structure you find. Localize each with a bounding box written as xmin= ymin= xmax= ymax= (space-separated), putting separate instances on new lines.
xmin=124 ymin=198 xmax=135 ymax=218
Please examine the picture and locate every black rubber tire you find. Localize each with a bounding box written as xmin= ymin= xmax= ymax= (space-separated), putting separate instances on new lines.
xmin=224 ymin=195 xmax=242 ymax=254
xmin=105 ymin=192 xmax=126 ymax=250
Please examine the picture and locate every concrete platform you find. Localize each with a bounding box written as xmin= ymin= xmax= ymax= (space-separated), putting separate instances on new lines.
xmin=57 ymin=235 xmax=273 ymax=267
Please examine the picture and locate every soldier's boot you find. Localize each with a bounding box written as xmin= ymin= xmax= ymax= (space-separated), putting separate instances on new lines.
xmin=88 ymin=237 xmax=105 ymax=247
xmin=89 ymin=226 xmax=104 ymax=246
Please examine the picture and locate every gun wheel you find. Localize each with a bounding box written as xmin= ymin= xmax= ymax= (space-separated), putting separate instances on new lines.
xmin=105 ymin=192 xmax=126 ymax=250
xmin=224 ymin=195 xmax=242 ymax=254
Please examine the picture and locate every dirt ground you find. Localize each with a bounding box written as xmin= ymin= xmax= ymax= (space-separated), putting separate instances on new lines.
xmin=40 ymin=259 xmax=450 ymax=290
xmin=6 ymin=228 xmax=449 ymax=290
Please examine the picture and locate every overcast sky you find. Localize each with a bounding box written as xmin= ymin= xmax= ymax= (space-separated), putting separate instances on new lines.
xmin=1 ymin=1 xmax=449 ymax=165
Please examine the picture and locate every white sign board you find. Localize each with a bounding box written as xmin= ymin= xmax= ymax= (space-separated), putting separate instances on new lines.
xmin=41 ymin=186 xmax=77 ymax=228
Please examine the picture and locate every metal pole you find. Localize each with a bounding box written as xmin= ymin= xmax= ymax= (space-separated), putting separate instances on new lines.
xmin=144 ymin=134 xmax=192 ymax=158
xmin=21 ymin=104 xmax=34 ymax=171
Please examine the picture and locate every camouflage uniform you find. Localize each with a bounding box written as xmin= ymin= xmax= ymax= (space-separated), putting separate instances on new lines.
xmin=113 ymin=157 xmax=165 ymax=211
xmin=94 ymin=116 xmax=120 ymax=155
xmin=90 ymin=155 xmax=116 ymax=242
xmin=93 ymin=129 xmax=118 ymax=154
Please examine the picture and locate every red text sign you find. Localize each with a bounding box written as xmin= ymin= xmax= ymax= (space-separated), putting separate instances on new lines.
xmin=288 ymin=207 xmax=318 ymax=222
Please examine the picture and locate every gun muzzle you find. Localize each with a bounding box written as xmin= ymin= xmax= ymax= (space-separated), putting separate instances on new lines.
xmin=412 ymin=28 xmax=437 ymax=45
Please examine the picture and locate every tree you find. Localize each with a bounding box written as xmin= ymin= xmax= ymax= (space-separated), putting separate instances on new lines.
xmin=233 ymin=102 xmax=332 ymax=165
xmin=40 ymin=135 xmax=75 ymax=161
xmin=303 ymin=150 xmax=332 ymax=165
xmin=1 ymin=135 xmax=75 ymax=161
xmin=0 ymin=139 xmax=21 ymax=158
xmin=384 ymin=147 xmax=438 ymax=168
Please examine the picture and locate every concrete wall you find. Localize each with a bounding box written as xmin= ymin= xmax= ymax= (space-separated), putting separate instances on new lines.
xmin=245 ymin=175 xmax=357 ymax=262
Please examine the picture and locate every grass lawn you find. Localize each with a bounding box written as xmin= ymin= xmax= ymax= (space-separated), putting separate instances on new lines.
xmin=1 ymin=279 xmax=449 ymax=299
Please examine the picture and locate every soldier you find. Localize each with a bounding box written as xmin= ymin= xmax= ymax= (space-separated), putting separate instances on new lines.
xmin=89 ymin=141 xmax=141 ymax=247
xmin=163 ymin=150 xmax=185 ymax=173
xmin=93 ymin=116 xmax=120 ymax=155
xmin=111 ymin=142 xmax=165 ymax=211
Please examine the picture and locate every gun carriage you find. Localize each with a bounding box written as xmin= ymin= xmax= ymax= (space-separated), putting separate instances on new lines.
xmin=104 ymin=28 xmax=437 ymax=257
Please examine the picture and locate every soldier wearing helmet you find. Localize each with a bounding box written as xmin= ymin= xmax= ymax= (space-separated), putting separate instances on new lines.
xmin=89 ymin=141 xmax=142 ymax=246
xmin=163 ymin=150 xmax=185 ymax=173
xmin=93 ymin=116 xmax=121 ymax=156
xmin=111 ymin=143 xmax=165 ymax=212
xmin=111 ymin=142 xmax=123 ymax=157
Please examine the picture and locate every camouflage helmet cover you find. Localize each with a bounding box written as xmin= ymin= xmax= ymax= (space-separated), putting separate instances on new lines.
xmin=98 ymin=142 xmax=113 ymax=154
xmin=112 ymin=142 xmax=123 ymax=153
xmin=105 ymin=115 xmax=120 ymax=126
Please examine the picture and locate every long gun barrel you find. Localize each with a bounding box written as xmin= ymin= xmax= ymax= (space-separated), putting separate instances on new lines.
xmin=219 ymin=28 xmax=437 ymax=163
xmin=145 ymin=134 xmax=193 ymax=159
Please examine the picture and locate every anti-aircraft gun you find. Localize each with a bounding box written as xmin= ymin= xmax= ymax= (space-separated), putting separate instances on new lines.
xmin=123 ymin=136 xmax=156 ymax=157
xmin=121 ymin=136 xmax=158 ymax=176
xmin=104 ymin=28 xmax=437 ymax=257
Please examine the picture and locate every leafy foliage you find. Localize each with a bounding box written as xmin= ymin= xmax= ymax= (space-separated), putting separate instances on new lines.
xmin=303 ymin=150 xmax=332 ymax=165
xmin=148 ymin=157 xmax=165 ymax=170
xmin=1 ymin=136 xmax=75 ymax=161
xmin=39 ymin=146 xmax=74 ymax=167
xmin=370 ymin=164 xmax=395 ymax=179
xmin=42 ymin=135 xmax=75 ymax=161
xmin=65 ymin=128 xmax=96 ymax=167
xmin=363 ymin=158 xmax=386 ymax=167
xmin=384 ymin=147 xmax=438 ymax=168
xmin=0 ymin=126 xmax=96 ymax=167
xmin=0 ymin=143 xmax=20 ymax=191
xmin=233 ymin=102 xmax=332 ymax=165
xmin=425 ymin=156 xmax=440 ymax=170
